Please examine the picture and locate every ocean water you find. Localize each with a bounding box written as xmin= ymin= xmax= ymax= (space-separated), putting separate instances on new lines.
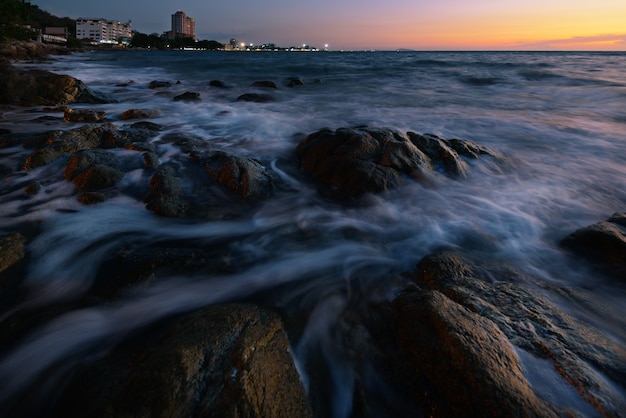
xmin=1 ymin=50 xmax=625 ymax=416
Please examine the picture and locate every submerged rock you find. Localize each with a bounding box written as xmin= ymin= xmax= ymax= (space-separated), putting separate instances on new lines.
xmin=148 ymin=80 xmax=171 ymax=89
xmin=63 ymin=108 xmax=106 ymax=123
xmin=252 ymin=80 xmax=277 ymax=89
xmin=119 ymin=109 xmax=161 ymax=120
xmin=173 ymin=91 xmax=201 ymax=102
xmin=209 ymin=80 xmax=229 ymax=88
xmin=560 ymin=212 xmax=626 ymax=280
xmin=51 ymin=304 xmax=313 ymax=418
xmin=237 ymin=93 xmax=274 ymax=103
xmin=0 ymin=233 xmax=25 ymax=274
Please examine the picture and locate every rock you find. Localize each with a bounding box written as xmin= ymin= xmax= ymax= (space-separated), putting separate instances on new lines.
xmin=173 ymin=91 xmax=201 ymax=102
xmin=119 ymin=109 xmax=161 ymax=120
xmin=128 ymin=121 xmax=163 ymax=132
xmin=0 ymin=233 xmax=25 ymax=273
xmin=144 ymin=163 xmax=188 ymax=217
xmin=22 ymin=123 xmax=124 ymax=170
xmin=191 ymin=150 xmax=275 ymax=202
xmin=142 ymin=152 xmax=159 ymax=169
xmin=407 ymin=132 xmax=469 ymax=178
xmin=286 ymin=77 xmax=305 ymax=87
xmin=76 ymin=191 xmax=108 ymax=205
xmin=64 ymin=149 xmax=120 ymax=180
xmin=446 ymin=137 xmax=500 ymax=159
xmin=237 ymin=93 xmax=274 ymax=103
xmin=91 ymin=240 xmax=234 ymax=297
xmin=51 ymin=304 xmax=313 ymax=418
xmin=560 ymin=212 xmax=626 ymax=280
xmin=209 ymin=80 xmax=229 ymax=88
xmin=0 ymin=66 xmax=112 ymax=106
xmin=63 ymin=108 xmax=106 ymax=123
xmin=296 ymin=127 xmax=431 ymax=197
xmin=148 ymin=80 xmax=171 ymax=89
xmin=412 ymin=250 xmax=626 ymax=417
xmin=391 ymin=286 xmax=555 ymax=417
xmin=252 ymin=80 xmax=277 ymax=89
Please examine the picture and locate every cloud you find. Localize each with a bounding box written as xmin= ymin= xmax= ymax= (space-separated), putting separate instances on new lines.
xmin=515 ymin=34 xmax=626 ymax=51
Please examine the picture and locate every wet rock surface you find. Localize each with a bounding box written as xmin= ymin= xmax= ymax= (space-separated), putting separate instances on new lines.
xmin=0 ymin=64 xmax=111 ymax=106
xmin=296 ymin=126 xmax=498 ymax=197
xmin=47 ymin=304 xmax=313 ymax=418
xmin=409 ymin=250 xmax=626 ymax=417
xmin=0 ymin=233 xmax=25 ymax=273
xmin=560 ymin=212 xmax=626 ymax=280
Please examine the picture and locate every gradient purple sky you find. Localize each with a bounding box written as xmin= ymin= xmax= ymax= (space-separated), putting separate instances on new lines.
xmin=32 ymin=0 xmax=626 ymax=50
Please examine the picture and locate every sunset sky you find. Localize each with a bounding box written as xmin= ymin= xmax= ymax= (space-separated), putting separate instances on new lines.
xmin=32 ymin=0 xmax=626 ymax=50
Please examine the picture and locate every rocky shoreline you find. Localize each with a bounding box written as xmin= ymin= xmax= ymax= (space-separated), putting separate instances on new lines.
xmin=1 ymin=49 xmax=625 ymax=417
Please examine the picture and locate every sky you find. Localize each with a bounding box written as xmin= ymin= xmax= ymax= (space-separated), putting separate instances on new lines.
xmin=32 ymin=0 xmax=626 ymax=51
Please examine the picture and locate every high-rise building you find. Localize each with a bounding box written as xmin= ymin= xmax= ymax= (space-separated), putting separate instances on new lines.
xmin=170 ymin=10 xmax=195 ymax=40
xmin=76 ymin=18 xmax=132 ymax=44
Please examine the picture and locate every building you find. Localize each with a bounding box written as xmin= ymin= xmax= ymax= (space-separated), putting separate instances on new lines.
xmin=76 ymin=18 xmax=132 ymax=44
xmin=169 ymin=10 xmax=195 ymax=40
xmin=40 ymin=27 xmax=68 ymax=44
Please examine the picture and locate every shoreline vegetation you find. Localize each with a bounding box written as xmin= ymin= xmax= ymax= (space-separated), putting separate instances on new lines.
xmin=1 ymin=39 xmax=626 ymax=418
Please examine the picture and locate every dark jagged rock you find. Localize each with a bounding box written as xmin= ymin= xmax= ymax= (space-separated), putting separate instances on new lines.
xmin=173 ymin=91 xmax=201 ymax=102
xmin=296 ymin=127 xmax=431 ymax=197
xmin=120 ymin=109 xmax=161 ymax=120
xmin=148 ymin=80 xmax=171 ymax=89
xmin=0 ymin=233 xmax=25 ymax=274
xmin=22 ymin=123 xmax=122 ymax=169
xmin=297 ymin=127 xmax=501 ymax=198
xmin=237 ymin=93 xmax=274 ymax=103
xmin=447 ymin=137 xmax=500 ymax=159
xmin=144 ymin=163 xmax=188 ymax=218
xmin=191 ymin=150 xmax=275 ymax=202
xmin=63 ymin=108 xmax=106 ymax=123
xmin=64 ymin=149 xmax=120 ymax=180
xmin=209 ymin=80 xmax=229 ymax=88
xmin=65 ymin=156 xmax=124 ymax=192
xmin=286 ymin=77 xmax=305 ymax=87
xmin=560 ymin=212 xmax=626 ymax=280
xmin=51 ymin=304 xmax=313 ymax=418
xmin=407 ymin=132 xmax=469 ymax=178
xmin=252 ymin=80 xmax=277 ymax=89
xmin=411 ymin=250 xmax=626 ymax=416
xmin=0 ymin=66 xmax=112 ymax=106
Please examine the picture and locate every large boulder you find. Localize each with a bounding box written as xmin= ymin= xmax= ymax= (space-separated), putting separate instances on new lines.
xmin=51 ymin=304 xmax=313 ymax=418
xmin=0 ymin=66 xmax=112 ymax=106
xmin=560 ymin=212 xmax=626 ymax=280
xmin=391 ymin=287 xmax=555 ymax=417
xmin=296 ymin=127 xmax=431 ymax=197
xmin=411 ymin=250 xmax=626 ymax=417
xmin=64 ymin=149 xmax=123 ymax=191
xmin=297 ymin=127 xmax=501 ymax=198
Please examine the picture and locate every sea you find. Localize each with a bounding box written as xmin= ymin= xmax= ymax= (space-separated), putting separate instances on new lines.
xmin=1 ymin=50 xmax=625 ymax=416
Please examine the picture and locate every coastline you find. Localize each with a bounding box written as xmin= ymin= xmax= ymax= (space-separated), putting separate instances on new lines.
xmin=1 ymin=49 xmax=625 ymax=417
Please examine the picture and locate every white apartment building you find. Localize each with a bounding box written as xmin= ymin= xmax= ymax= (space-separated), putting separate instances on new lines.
xmin=76 ymin=18 xmax=132 ymax=44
